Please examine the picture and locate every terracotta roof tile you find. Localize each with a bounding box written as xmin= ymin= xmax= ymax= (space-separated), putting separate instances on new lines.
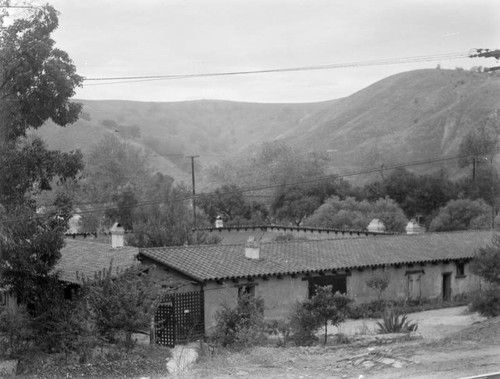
xmin=139 ymin=231 xmax=496 ymax=282
xmin=56 ymin=239 xmax=139 ymax=284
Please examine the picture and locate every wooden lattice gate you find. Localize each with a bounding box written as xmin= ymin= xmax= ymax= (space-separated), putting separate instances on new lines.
xmin=154 ymin=290 xmax=205 ymax=347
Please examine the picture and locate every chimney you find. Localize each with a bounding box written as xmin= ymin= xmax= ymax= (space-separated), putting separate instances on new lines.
xmin=245 ymin=236 xmax=260 ymax=260
xmin=110 ymin=222 xmax=125 ymax=248
xmin=367 ymin=218 xmax=386 ymax=233
xmin=406 ymin=219 xmax=425 ymax=235
xmin=215 ymin=215 xmax=223 ymax=228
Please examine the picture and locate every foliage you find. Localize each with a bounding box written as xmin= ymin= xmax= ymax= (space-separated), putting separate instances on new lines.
xmin=79 ymin=263 xmax=160 ymax=350
xmin=429 ymin=198 xmax=492 ymax=231
xmin=288 ymin=300 xmax=319 ymax=346
xmin=376 ymin=308 xmax=418 ymax=334
xmin=0 ymin=306 xmax=33 ymax=356
xmin=468 ymin=287 xmax=500 ymax=318
xmin=289 ymin=287 xmax=352 ymax=346
xmin=0 ymin=4 xmax=82 ymax=141
xmin=360 ymin=168 xmax=458 ymax=226
xmin=213 ymin=294 xmax=266 ymax=349
xmin=0 ymin=196 xmax=72 ymax=307
xmin=309 ymin=286 xmax=352 ymax=345
xmin=366 ymin=272 xmax=391 ymax=300
xmin=458 ymin=112 xmax=500 ymax=169
xmin=470 ymin=234 xmax=500 ymax=286
xmin=197 ymin=184 xmax=268 ymax=225
xmin=468 ymin=235 xmax=500 ymax=317
xmin=305 ymin=196 xmax=407 ymax=232
xmin=0 ymin=3 xmax=83 ymax=329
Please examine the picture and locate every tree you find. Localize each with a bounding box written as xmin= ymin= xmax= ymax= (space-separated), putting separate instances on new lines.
xmin=366 ymin=272 xmax=390 ymax=301
xmin=79 ymin=263 xmax=161 ymax=349
xmin=290 ymin=286 xmax=352 ymax=346
xmin=305 ymin=196 xmax=407 ymax=233
xmin=271 ymin=186 xmax=321 ymax=226
xmin=0 ymin=4 xmax=83 ymax=318
xmin=470 ymin=234 xmax=500 ymax=286
xmin=429 ymin=199 xmax=492 ymax=232
xmin=469 ymin=234 xmax=500 ymax=317
xmin=0 ymin=4 xmax=82 ymax=141
xmin=309 ymin=286 xmax=352 ymax=345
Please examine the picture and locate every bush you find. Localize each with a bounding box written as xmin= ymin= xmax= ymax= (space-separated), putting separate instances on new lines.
xmin=289 ymin=286 xmax=352 ymax=346
xmin=0 ymin=306 xmax=33 ymax=356
xmin=213 ymin=294 xmax=266 ymax=349
xmin=376 ymin=308 xmax=418 ymax=334
xmin=289 ymin=301 xmax=319 ymax=346
xmin=469 ymin=287 xmax=500 ymax=318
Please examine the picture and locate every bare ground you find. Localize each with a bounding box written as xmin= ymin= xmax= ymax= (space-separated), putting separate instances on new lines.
xmin=172 ymin=307 xmax=500 ymax=379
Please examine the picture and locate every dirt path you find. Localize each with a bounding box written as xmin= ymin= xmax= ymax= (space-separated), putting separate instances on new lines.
xmin=172 ymin=306 xmax=500 ymax=379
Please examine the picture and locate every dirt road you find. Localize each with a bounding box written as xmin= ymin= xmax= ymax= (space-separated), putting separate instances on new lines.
xmin=173 ymin=306 xmax=500 ymax=379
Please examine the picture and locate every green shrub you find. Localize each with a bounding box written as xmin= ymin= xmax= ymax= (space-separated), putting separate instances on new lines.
xmin=213 ymin=294 xmax=266 ymax=349
xmin=376 ymin=308 xmax=418 ymax=334
xmin=469 ymin=287 xmax=500 ymax=318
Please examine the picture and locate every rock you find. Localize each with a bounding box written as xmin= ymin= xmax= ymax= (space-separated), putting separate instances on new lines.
xmin=166 ymin=343 xmax=199 ymax=373
xmin=0 ymin=360 xmax=18 ymax=378
xmin=362 ymin=360 xmax=375 ymax=368
xmin=380 ymin=358 xmax=396 ymax=365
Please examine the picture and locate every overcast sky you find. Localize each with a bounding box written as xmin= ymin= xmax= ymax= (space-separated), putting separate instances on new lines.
xmin=46 ymin=0 xmax=499 ymax=103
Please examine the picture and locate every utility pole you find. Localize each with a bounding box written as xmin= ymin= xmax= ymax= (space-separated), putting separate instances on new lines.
xmin=186 ymin=155 xmax=200 ymax=228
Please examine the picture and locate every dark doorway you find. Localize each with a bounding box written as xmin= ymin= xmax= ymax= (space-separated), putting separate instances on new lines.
xmin=442 ymin=273 xmax=452 ymax=302
xmin=308 ymin=275 xmax=347 ymax=298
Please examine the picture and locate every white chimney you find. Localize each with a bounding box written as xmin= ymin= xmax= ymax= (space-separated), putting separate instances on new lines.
xmin=215 ymin=215 xmax=223 ymax=228
xmin=110 ymin=222 xmax=125 ymax=248
xmin=245 ymin=236 xmax=260 ymax=260
xmin=367 ymin=218 xmax=386 ymax=233
xmin=406 ymin=219 xmax=425 ymax=234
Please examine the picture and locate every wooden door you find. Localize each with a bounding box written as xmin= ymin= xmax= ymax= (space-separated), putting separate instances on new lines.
xmin=408 ymin=273 xmax=421 ymax=302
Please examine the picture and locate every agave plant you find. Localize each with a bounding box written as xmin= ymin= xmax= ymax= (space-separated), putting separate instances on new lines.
xmin=376 ymin=308 xmax=418 ymax=334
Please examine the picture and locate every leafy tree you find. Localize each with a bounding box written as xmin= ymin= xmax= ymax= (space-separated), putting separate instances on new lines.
xmin=309 ymin=286 xmax=352 ymax=345
xmin=0 ymin=4 xmax=82 ymax=141
xmin=271 ymin=180 xmax=351 ymax=226
xmin=79 ymin=263 xmax=160 ymax=350
xmin=305 ymin=196 xmax=407 ymax=233
xmin=429 ymin=199 xmax=492 ymax=231
xmin=458 ymin=112 xmax=500 ymax=170
xmin=469 ymin=234 xmax=500 ymax=317
xmin=289 ymin=286 xmax=352 ymax=346
xmin=271 ymin=186 xmax=321 ymax=226
xmin=470 ymin=234 xmax=500 ymax=286
xmin=104 ymin=183 xmax=138 ymax=230
xmin=0 ymin=4 xmax=83 ymax=320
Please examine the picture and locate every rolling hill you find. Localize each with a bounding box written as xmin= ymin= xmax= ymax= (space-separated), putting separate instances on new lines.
xmin=34 ymin=68 xmax=500 ymax=188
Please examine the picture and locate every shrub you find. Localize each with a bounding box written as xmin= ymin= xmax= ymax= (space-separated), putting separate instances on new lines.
xmin=213 ymin=294 xmax=266 ymax=349
xmin=366 ymin=272 xmax=390 ymax=301
xmin=376 ymin=308 xmax=418 ymax=334
xmin=0 ymin=305 xmax=33 ymax=356
xmin=289 ymin=286 xmax=352 ymax=346
xmin=469 ymin=287 xmax=500 ymax=318
xmin=289 ymin=301 xmax=319 ymax=346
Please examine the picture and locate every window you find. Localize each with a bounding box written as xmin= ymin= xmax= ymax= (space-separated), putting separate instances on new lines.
xmin=0 ymin=290 xmax=8 ymax=307
xmin=456 ymin=263 xmax=466 ymax=278
xmin=308 ymin=275 xmax=347 ymax=298
xmin=238 ymin=284 xmax=255 ymax=298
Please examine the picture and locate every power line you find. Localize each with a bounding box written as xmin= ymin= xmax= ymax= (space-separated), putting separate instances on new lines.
xmin=0 ymin=152 xmax=479 ymax=225
xmin=81 ymin=52 xmax=470 ymax=86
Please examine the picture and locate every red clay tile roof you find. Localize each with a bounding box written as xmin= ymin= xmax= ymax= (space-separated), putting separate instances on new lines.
xmin=56 ymin=239 xmax=140 ymax=284
xmin=139 ymin=231 xmax=496 ymax=282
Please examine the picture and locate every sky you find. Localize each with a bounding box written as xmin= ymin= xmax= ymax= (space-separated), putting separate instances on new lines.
xmin=39 ymin=0 xmax=500 ymax=103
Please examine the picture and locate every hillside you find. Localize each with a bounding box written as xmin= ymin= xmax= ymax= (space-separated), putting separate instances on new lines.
xmin=284 ymin=68 xmax=500 ymax=177
xmin=34 ymin=68 xmax=500 ymax=187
